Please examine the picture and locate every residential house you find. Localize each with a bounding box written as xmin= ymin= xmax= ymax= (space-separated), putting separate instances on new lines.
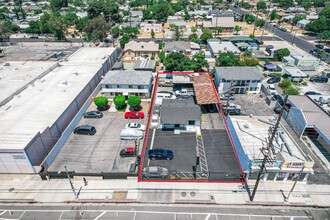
xmin=207 ymin=39 xmax=240 ymax=57
xmin=214 ymin=67 xmax=264 ymax=94
xmin=123 ymin=41 xmax=159 ymax=60
xmin=100 ymin=70 xmax=153 ymax=98
xmin=160 ymin=99 xmax=201 ymax=132
xmin=164 ymin=41 xmax=200 ymax=57
xmin=283 ymin=55 xmax=320 ymax=70
xmin=282 ymin=67 xmax=307 ymax=82
xmin=296 ymin=19 xmax=310 ymax=29
xmin=201 ymin=13 xmax=235 ymax=32
xmin=168 ymin=16 xmax=187 ymax=28
xmin=143 ymin=23 xmax=162 ymax=33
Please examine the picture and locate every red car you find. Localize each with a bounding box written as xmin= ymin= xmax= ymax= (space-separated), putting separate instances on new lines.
xmin=124 ymin=111 xmax=144 ymax=119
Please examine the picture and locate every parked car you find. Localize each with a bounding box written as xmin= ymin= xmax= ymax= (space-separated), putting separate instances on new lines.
xmin=120 ymin=128 xmax=144 ymax=140
xmin=219 ymin=93 xmax=235 ymax=100
xmin=278 ymin=26 xmax=287 ymax=32
xmin=74 ymin=125 xmax=96 ymax=135
xmin=176 ymin=95 xmax=192 ymax=100
xmin=83 ymin=111 xmax=103 ymax=118
xmin=267 ymin=76 xmax=281 ymax=84
xmin=315 ymin=44 xmax=324 ymax=49
xmin=150 ymin=114 xmax=158 ymax=128
xmin=273 ymin=94 xmax=284 ymax=106
xmin=267 ymin=84 xmax=277 ymax=95
xmin=309 ymin=76 xmax=329 ymax=83
xmin=120 ymin=147 xmax=135 ymax=157
xmin=158 ymin=80 xmax=173 ymax=87
xmin=223 ymin=103 xmax=241 ymax=115
xmin=325 ymin=48 xmax=330 ymax=53
xmin=142 ymin=166 xmax=169 ymax=179
xmin=148 ymin=148 xmax=174 ymax=160
xmin=124 ymin=111 xmax=144 ymax=119
xmin=126 ymin=123 xmax=146 ymax=131
xmin=304 ymin=91 xmax=322 ymax=95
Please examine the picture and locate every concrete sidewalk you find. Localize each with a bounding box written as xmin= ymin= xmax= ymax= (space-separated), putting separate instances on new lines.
xmin=0 ymin=175 xmax=329 ymax=207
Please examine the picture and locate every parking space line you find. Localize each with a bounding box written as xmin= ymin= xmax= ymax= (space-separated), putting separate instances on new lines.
xmin=94 ymin=211 xmax=106 ymax=220
xmin=0 ymin=211 xmax=6 ymax=216
xmin=18 ymin=211 xmax=25 ymax=220
xmin=147 ymin=128 xmax=157 ymax=166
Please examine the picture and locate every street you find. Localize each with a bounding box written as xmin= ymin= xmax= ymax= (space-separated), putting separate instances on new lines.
xmin=0 ymin=205 xmax=328 ymax=220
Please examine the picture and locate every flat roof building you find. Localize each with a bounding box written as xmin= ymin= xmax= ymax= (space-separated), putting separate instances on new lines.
xmin=0 ymin=47 xmax=118 ymax=173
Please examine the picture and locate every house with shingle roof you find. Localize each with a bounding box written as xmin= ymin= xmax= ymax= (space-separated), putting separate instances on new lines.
xmin=164 ymin=41 xmax=200 ymax=57
xmin=123 ymin=41 xmax=159 ymax=61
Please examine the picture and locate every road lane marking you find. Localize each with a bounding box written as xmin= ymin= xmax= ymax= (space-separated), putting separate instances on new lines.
xmin=94 ymin=211 xmax=106 ymax=220
xmin=205 ymin=214 xmax=211 ymax=220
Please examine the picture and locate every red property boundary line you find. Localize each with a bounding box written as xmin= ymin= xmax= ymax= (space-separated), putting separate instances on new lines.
xmin=138 ymin=71 xmax=246 ymax=184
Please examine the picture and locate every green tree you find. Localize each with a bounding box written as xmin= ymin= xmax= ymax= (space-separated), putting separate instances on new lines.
xmin=215 ymin=26 xmax=223 ymax=36
xmin=76 ymin=17 xmax=89 ymax=31
xmin=284 ymin=86 xmax=300 ymax=95
xmin=120 ymin=34 xmax=130 ymax=48
xmin=278 ymin=79 xmax=291 ymax=89
xmin=163 ymin=52 xmax=185 ymax=72
xmin=257 ymin=1 xmax=267 ymax=10
xmin=269 ymin=10 xmax=278 ymax=21
xmin=246 ymin=14 xmax=256 ymax=24
xmin=216 ymin=51 xmax=240 ymax=66
xmin=127 ymin=96 xmax=141 ymax=110
xmin=0 ymin=20 xmax=19 ymax=41
xmin=200 ymin=28 xmax=213 ymax=43
xmin=300 ymin=0 xmax=312 ymax=10
xmin=174 ymin=26 xmax=180 ymax=40
xmin=111 ymin=26 xmax=120 ymax=38
xmin=292 ymin=15 xmax=306 ymax=24
xmin=191 ymin=26 xmax=197 ymax=33
xmin=191 ymin=52 xmax=209 ymax=71
xmin=318 ymin=30 xmax=330 ymax=42
xmin=84 ymin=16 xmax=111 ymax=42
xmin=306 ymin=16 xmax=329 ymax=34
xmin=279 ymin=0 xmax=294 ymax=7
xmin=48 ymin=14 xmax=67 ymax=40
xmin=151 ymin=29 xmax=155 ymax=38
xmin=39 ymin=12 xmax=52 ymax=34
xmin=123 ymin=26 xmax=139 ymax=37
xmin=255 ymin=19 xmax=266 ymax=27
xmin=276 ymin=48 xmax=291 ymax=59
xmin=234 ymin=25 xmax=242 ymax=33
xmin=50 ymin=0 xmax=66 ymax=11
xmin=113 ymin=95 xmax=126 ymax=109
xmin=239 ymin=56 xmax=259 ymax=66
xmin=65 ymin=12 xmax=78 ymax=25
xmin=87 ymin=0 xmax=120 ymax=23
xmin=94 ymin=96 xmax=109 ymax=109
xmin=25 ymin=20 xmax=41 ymax=34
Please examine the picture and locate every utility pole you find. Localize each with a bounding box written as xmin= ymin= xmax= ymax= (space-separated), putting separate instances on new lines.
xmin=284 ymin=166 xmax=305 ymax=202
xmin=252 ymin=8 xmax=259 ymax=37
xmin=64 ymin=166 xmax=77 ymax=198
xmin=250 ymin=149 xmax=269 ymax=201
xmin=268 ymin=95 xmax=288 ymax=155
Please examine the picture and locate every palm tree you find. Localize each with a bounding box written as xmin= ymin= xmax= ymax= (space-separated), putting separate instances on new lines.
xmin=215 ymin=26 xmax=223 ymax=37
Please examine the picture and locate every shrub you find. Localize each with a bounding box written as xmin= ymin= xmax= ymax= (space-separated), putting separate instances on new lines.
xmin=114 ymin=95 xmax=126 ymax=110
xmin=302 ymin=81 xmax=308 ymax=86
xmin=284 ymin=86 xmax=300 ymax=95
xmin=278 ymin=79 xmax=292 ymax=89
xmin=94 ymin=96 xmax=108 ymax=109
xmin=268 ymin=72 xmax=282 ymax=77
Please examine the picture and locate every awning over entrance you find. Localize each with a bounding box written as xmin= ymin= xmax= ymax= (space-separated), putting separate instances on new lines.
xmin=193 ymin=74 xmax=218 ymax=105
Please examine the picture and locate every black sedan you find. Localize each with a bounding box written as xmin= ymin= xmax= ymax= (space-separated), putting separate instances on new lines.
xmin=267 ymin=76 xmax=281 ymax=84
xmin=83 ymin=111 xmax=103 ymax=118
xmin=148 ymin=148 xmax=174 ymax=160
xmin=273 ymin=94 xmax=284 ymax=106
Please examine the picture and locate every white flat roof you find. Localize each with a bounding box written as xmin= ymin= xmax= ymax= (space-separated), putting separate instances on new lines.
xmin=230 ymin=116 xmax=307 ymax=163
xmin=0 ymin=47 xmax=115 ymax=151
xmin=0 ymin=61 xmax=56 ymax=104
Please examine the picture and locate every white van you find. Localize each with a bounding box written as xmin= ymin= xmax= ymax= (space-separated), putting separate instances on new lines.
xmin=267 ymin=84 xmax=277 ymax=95
xmin=120 ymin=128 xmax=144 ymax=140
xmin=155 ymin=93 xmax=175 ymax=106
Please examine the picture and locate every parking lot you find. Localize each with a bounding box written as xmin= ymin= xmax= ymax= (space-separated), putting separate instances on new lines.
xmin=48 ymin=105 xmax=148 ymax=174
xmin=229 ymin=94 xmax=274 ymax=116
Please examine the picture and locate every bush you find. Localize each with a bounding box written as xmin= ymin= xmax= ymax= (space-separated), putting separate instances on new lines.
xmin=94 ymin=96 xmax=108 ymax=109
xmin=268 ymin=72 xmax=282 ymax=77
xmin=278 ymin=79 xmax=292 ymax=89
xmin=302 ymin=81 xmax=308 ymax=86
xmin=127 ymin=96 xmax=141 ymax=110
xmin=114 ymin=95 xmax=126 ymax=110
xmin=284 ymin=86 xmax=300 ymax=95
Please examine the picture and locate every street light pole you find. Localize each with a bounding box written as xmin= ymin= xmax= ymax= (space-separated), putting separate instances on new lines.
xmin=64 ymin=166 xmax=77 ymax=197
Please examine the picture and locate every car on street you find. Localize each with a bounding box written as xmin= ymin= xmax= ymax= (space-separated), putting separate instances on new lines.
xmin=142 ymin=166 xmax=169 ymax=179
xmin=74 ymin=125 xmax=96 ymax=135
xmin=148 ymin=148 xmax=174 ymax=160
xmin=273 ymin=94 xmax=284 ymax=106
xmin=267 ymin=84 xmax=277 ymax=95
xmin=304 ymin=91 xmax=322 ymax=95
xmin=219 ymin=93 xmax=235 ymax=100
xmin=310 ymin=76 xmax=329 ymax=83
xmin=120 ymin=147 xmax=135 ymax=157
xmin=124 ymin=111 xmax=144 ymax=119
xmin=126 ymin=123 xmax=146 ymax=131
xmin=315 ymin=44 xmax=324 ymax=49
xmin=267 ymin=76 xmax=281 ymax=84
xmin=83 ymin=111 xmax=103 ymax=118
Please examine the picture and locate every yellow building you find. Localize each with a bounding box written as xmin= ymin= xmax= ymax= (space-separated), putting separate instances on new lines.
xmin=123 ymin=41 xmax=159 ymax=61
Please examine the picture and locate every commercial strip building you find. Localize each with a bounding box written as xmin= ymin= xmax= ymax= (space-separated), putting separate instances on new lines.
xmin=227 ymin=116 xmax=315 ymax=182
xmin=0 ymin=48 xmax=120 ymax=173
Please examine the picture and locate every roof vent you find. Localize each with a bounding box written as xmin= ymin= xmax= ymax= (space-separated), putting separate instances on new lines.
xmin=141 ymin=45 xmax=144 ymax=49
xmin=62 ymin=81 xmax=68 ymax=85
xmin=73 ymin=71 xmax=78 ymax=76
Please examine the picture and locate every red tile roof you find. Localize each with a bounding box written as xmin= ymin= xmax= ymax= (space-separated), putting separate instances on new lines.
xmin=193 ymin=75 xmax=218 ymax=105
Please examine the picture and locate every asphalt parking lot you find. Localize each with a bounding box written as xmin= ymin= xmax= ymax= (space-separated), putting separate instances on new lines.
xmin=142 ymin=129 xmax=197 ymax=177
xmin=48 ymin=110 xmax=147 ymax=174
xmin=231 ymin=94 xmax=274 ymax=116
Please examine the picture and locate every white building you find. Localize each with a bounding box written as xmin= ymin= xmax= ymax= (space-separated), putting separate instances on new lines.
xmin=207 ymin=39 xmax=240 ymax=57
xmin=214 ymin=67 xmax=264 ymax=94
xmin=100 ymin=70 xmax=153 ymax=99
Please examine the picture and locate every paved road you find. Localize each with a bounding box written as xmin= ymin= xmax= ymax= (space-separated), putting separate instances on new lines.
xmin=230 ymin=5 xmax=316 ymax=53
xmin=9 ymin=38 xmax=83 ymax=43
xmin=0 ymin=205 xmax=328 ymax=220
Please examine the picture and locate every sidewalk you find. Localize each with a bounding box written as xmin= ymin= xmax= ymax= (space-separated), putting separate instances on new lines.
xmin=0 ymin=175 xmax=329 ymax=207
